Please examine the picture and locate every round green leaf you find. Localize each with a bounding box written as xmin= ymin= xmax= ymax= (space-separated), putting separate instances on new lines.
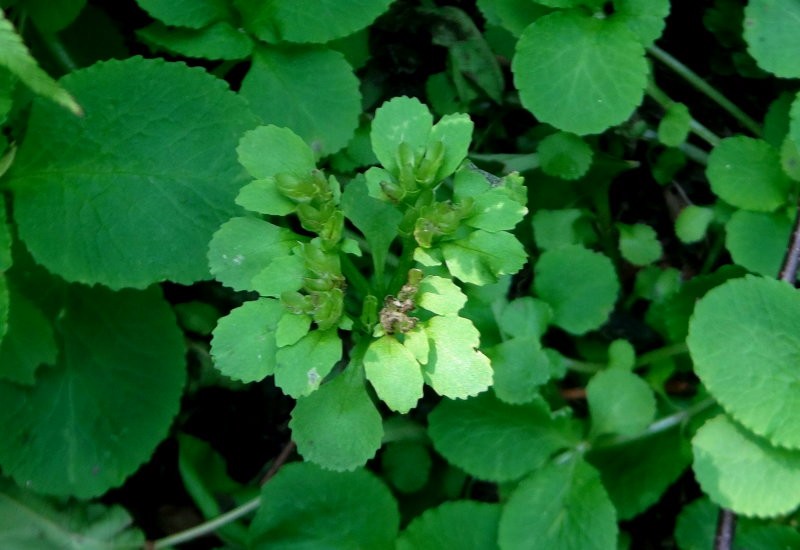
xmin=210 ymin=298 xmax=283 ymax=383
xmin=499 ymin=460 xmax=617 ymax=550
xmin=612 ymin=0 xmax=671 ymax=47
xmin=290 ymin=366 xmax=383 ymax=471
xmin=725 ymin=209 xmax=792 ymax=276
xmin=588 ymin=368 xmax=656 ymax=436
xmin=688 ymin=276 xmax=800 ymax=448
xmin=422 ymin=315 xmax=492 ymax=400
xmin=208 ymin=217 xmax=298 ymax=292
xmin=428 ymin=392 xmax=570 ymax=482
xmin=531 ymin=208 xmax=595 ymax=250
xmin=397 ymin=501 xmax=501 ymax=550
xmin=780 ymin=134 xmax=800 ymax=180
xmin=488 ymin=337 xmax=551 ymax=405
xmin=512 ymin=10 xmax=647 ymax=135
xmin=658 ymin=102 xmax=691 ymax=147
xmin=371 ymin=96 xmax=434 ymax=176
xmin=237 ymin=125 xmax=316 ymax=180
xmin=235 ymin=178 xmax=295 ymax=216
xmin=534 ymin=245 xmax=620 ymax=335
xmin=675 ymin=205 xmax=714 ymax=244
xmin=381 ymin=441 xmax=432 ymax=494
xmin=537 ymin=131 xmax=593 ymax=180
xmin=364 ymin=335 xmax=424 ymax=414
xmin=498 ymin=297 xmax=553 ymax=340
xmin=0 ymin=285 xmax=186 ymax=498
xmin=441 ymin=230 xmax=527 ymax=286
xmin=135 ymin=0 xmax=229 ymax=29
xmin=9 ymin=57 xmax=259 ymax=288
xmin=674 ymin=498 xmax=718 ymax=550
xmin=706 ymin=136 xmax=791 ymax=212
xmin=250 ymin=462 xmax=399 ymax=549
xmin=275 ymin=329 xmax=342 ymax=398
xmin=236 ymin=0 xmax=394 ymax=44
xmin=138 ymin=21 xmax=253 ymax=61
xmin=692 ymin=415 xmax=800 ymax=517
xmin=618 ymin=223 xmax=663 ymax=266
xmin=240 ymin=46 xmax=360 ymax=157
xmin=744 ymin=0 xmax=800 ymax=78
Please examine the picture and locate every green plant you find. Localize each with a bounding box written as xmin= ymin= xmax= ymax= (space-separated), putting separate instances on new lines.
xmin=3 ymin=0 xmax=800 ymax=548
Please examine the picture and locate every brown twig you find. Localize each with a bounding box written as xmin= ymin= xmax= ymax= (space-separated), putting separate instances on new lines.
xmin=713 ymin=508 xmax=737 ymax=550
xmin=259 ymin=439 xmax=296 ymax=485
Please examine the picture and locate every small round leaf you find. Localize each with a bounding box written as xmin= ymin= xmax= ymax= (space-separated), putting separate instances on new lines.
xmin=744 ymin=0 xmax=800 ymax=78
xmin=537 ymin=131 xmax=593 ymax=180
xmin=397 ymin=501 xmax=501 ymax=550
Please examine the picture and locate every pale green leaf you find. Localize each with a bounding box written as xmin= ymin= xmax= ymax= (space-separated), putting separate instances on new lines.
xmin=139 ymin=21 xmax=253 ymax=60
xmin=237 ymin=125 xmax=316 ymax=180
xmin=428 ymin=392 xmax=570 ymax=482
xmin=210 ymin=298 xmax=283 ymax=383
xmin=403 ymin=326 xmax=430 ymax=365
xmin=780 ymin=134 xmax=800 ymax=180
xmin=466 ymin=187 xmax=528 ymax=232
xmin=235 ymin=178 xmax=295 ymax=216
xmin=476 ymin=0 xmax=549 ymax=37
xmin=381 ymin=441 xmax=432 ymax=494
xmin=371 ymin=96 xmax=434 ymax=176
xmin=417 ymin=275 xmax=467 ymax=316
xmin=0 ymin=286 xmax=58 ymax=385
xmin=706 ymin=136 xmax=791 ymax=212
xmin=588 ymin=425 xmax=691 ymax=520
xmin=290 ymin=365 xmax=383 ymax=471
xmin=208 ymin=217 xmax=298 ymax=292
xmin=275 ymin=329 xmax=342 ymax=398
xmin=135 ymin=0 xmax=229 ymax=28
xmin=512 ymin=10 xmax=647 ymax=135
xmin=0 ymin=285 xmax=186 ymax=498
xmin=744 ymin=0 xmax=800 ymax=78
xmin=612 ymin=0 xmax=671 ymax=48
xmin=236 ymin=0 xmax=394 ymax=44
xmin=658 ymin=102 xmax=691 ymax=147
xmin=0 ymin=478 xmax=145 ymax=550
xmin=534 ymin=245 xmax=619 ymax=335
xmin=0 ymin=9 xmax=81 ymax=115
xmin=397 ymin=501 xmax=501 ymax=550
xmin=688 ymin=276 xmax=800 ymax=448
xmin=251 ymin=254 xmax=305 ymax=298
xmin=499 ymin=460 xmax=618 ymax=550
xmin=240 ymin=46 xmax=361 ymax=157
xmin=423 ymin=315 xmax=492 ymax=399
xmin=531 ymin=208 xmax=595 ymax=250
xmin=537 ymin=131 xmax=593 ymax=180
xmin=429 ymin=112 xmax=474 ymax=181
xmin=488 ymin=337 xmax=551 ymax=404
xmin=725 ymin=210 xmax=792 ymax=276
xmin=618 ymin=223 xmax=663 ymax=266
xmin=10 ymin=57 xmax=259 ymax=288
xmin=250 ymin=463 xmax=399 ymax=549
xmin=442 ymin=230 xmax=527 ymax=285
xmin=692 ymin=414 xmax=800 ymax=517
xmin=675 ymin=205 xmax=714 ymax=244
xmin=364 ymin=335 xmax=424 ymax=414
xmin=588 ymin=368 xmax=656 ymax=436
xmin=498 ymin=297 xmax=552 ymax=340
xmin=275 ymin=312 xmax=311 ymax=348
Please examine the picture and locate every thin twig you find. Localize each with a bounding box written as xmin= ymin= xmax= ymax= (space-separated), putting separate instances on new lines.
xmin=778 ymin=205 xmax=800 ymax=283
xmin=148 ymin=439 xmax=296 ymax=549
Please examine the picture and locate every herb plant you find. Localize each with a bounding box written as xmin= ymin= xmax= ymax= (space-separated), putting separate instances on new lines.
xmin=2 ymin=0 xmax=800 ymax=549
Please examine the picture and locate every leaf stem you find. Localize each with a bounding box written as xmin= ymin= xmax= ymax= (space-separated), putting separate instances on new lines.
xmin=647 ymin=45 xmax=762 ymax=136
xmin=634 ymin=342 xmax=689 ymax=368
xmin=341 ymin=254 xmax=372 ymax=298
xmin=714 ymin=509 xmax=737 ymax=550
xmin=646 ymin=82 xmax=721 ymax=147
xmin=148 ymin=440 xmax=295 ymax=549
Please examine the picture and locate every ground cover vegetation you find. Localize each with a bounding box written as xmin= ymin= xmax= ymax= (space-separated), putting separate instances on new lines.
xmin=1 ymin=0 xmax=800 ymax=548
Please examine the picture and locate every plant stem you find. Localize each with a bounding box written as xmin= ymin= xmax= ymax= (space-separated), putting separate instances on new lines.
xmin=634 ymin=342 xmax=689 ymax=368
xmin=778 ymin=204 xmax=800 ymax=283
xmin=148 ymin=440 xmax=296 ymax=549
xmin=341 ymin=254 xmax=372 ymax=298
xmin=646 ymin=82 xmax=721 ymax=147
xmin=594 ymin=397 xmax=716 ymax=449
xmin=648 ymin=45 xmax=762 ymax=136
xmin=386 ymin=238 xmax=417 ymax=295
xmin=714 ymin=509 xmax=737 ymax=550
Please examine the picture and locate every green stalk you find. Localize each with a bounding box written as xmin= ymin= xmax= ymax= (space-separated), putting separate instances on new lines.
xmin=340 ymin=254 xmax=372 ymax=298
xmin=634 ymin=342 xmax=689 ymax=368
xmin=152 ymin=497 xmax=260 ymax=549
xmin=648 ymin=45 xmax=762 ymax=136
xmin=646 ymin=81 xmax=721 ymax=147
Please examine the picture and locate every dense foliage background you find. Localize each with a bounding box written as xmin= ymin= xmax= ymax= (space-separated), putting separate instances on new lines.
xmin=2 ymin=0 xmax=800 ymax=548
